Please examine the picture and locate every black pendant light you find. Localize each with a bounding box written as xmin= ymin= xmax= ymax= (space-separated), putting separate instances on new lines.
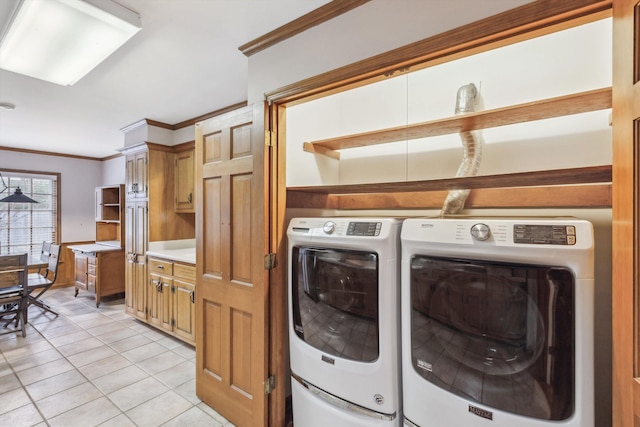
xmin=0 ymin=187 xmax=38 ymax=203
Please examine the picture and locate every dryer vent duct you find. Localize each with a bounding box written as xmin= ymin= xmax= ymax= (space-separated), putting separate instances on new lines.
xmin=440 ymin=83 xmax=482 ymax=216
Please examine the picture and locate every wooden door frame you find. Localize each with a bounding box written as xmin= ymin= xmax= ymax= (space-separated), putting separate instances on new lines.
xmin=611 ymin=0 xmax=640 ymax=425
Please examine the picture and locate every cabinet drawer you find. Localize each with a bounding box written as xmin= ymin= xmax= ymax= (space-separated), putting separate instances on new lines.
xmin=174 ymin=263 xmax=195 ymax=282
xmin=149 ymin=258 xmax=173 ymax=275
xmin=87 ymin=264 xmax=96 ymax=275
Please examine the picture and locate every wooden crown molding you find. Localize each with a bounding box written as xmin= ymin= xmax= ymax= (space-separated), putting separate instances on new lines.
xmin=238 ymin=0 xmax=371 ymax=57
xmin=265 ymin=0 xmax=612 ymax=105
xmin=0 ymin=145 xmax=102 ymax=162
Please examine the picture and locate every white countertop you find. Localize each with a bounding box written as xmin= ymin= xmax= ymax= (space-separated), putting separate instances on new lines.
xmin=147 ymin=239 xmax=195 ymax=264
xmin=68 ymin=243 xmax=123 ymax=253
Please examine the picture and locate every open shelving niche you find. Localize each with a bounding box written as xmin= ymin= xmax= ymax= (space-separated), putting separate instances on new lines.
xmin=95 ymin=185 xmax=125 ymax=247
xmin=288 ymin=87 xmax=612 ymax=210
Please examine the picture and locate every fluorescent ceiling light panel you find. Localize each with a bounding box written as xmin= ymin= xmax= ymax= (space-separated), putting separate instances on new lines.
xmin=0 ymin=0 xmax=141 ymax=86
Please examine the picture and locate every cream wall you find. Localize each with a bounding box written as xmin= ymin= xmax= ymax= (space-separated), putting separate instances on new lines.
xmin=102 ymin=156 xmax=125 ymax=186
xmin=0 ymin=150 xmax=102 ymax=243
xmin=286 ymin=18 xmax=612 ymax=186
xmin=247 ymin=0 xmax=533 ymax=104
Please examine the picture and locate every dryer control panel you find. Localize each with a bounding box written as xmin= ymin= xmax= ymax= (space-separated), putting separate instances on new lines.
xmin=346 ymin=221 xmax=382 ymax=236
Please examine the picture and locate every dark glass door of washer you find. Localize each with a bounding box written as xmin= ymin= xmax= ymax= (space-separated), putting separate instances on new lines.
xmin=292 ymin=247 xmax=379 ymax=362
xmin=409 ymin=256 xmax=575 ymax=421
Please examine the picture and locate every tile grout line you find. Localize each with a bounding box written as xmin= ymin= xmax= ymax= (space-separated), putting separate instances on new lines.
xmin=3 ymin=288 xmax=210 ymax=426
xmin=28 ymin=291 xmax=197 ymax=426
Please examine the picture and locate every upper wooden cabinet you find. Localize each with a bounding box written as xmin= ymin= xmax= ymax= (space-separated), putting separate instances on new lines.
xmin=125 ymin=150 xmax=148 ymax=199
xmin=118 ymin=142 xmax=195 ymax=242
xmin=174 ymin=146 xmax=195 ymax=213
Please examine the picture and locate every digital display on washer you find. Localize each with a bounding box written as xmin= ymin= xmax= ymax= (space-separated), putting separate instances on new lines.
xmin=347 ymin=221 xmax=382 ymax=236
xmin=513 ymin=224 xmax=576 ymax=245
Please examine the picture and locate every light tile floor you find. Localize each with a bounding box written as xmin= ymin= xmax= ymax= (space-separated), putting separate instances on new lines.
xmin=0 ymin=287 xmax=234 ymax=427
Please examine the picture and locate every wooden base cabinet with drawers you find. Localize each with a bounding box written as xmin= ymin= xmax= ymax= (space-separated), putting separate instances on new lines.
xmin=146 ymin=256 xmax=196 ymax=345
xmin=72 ymin=248 xmax=125 ymax=308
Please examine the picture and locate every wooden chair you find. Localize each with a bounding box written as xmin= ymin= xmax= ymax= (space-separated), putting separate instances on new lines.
xmin=29 ymin=241 xmax=51 ymax=280
xmin=0 ymin=253 xmax=28 ymax=337
xmin=27 ymin=243 xmax=61 ymax=317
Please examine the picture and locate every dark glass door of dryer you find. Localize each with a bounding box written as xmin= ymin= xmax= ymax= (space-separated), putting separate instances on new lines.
xmin=409 ymin=256 xmax=575 ymax=421
xmin=292 ymin=247 xmax=379 ymax=362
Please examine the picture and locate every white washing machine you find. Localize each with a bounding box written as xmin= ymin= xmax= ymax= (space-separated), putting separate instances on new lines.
xmin=400 ymin=217 xmax=594 ymax=427
xmin=288 ymin=217 xmax=403 ymax=426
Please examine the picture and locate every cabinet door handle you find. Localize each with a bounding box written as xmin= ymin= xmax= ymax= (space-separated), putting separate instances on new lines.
xmin=157 ymin=265 xmax=164 ymax=270
xmin=190 ymin=290 xmax=195 ymax=304
xmin=188 ymin=192 xmax=192 ymax=204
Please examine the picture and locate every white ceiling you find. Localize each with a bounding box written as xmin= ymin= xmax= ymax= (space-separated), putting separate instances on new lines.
xmin=0 ymin=0 xmax=331 ymax=158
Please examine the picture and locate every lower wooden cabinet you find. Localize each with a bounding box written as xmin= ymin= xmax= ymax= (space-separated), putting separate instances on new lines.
xmin=71 ymin=246 xmax=125 ymax=308
xmin=144 ymin=256 xmax=196 ymax=345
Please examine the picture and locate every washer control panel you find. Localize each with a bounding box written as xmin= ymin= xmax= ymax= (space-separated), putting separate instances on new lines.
xmin=470 ymin=223 xmax=491 ymax=241
xmin=514 ymin=224 xmax=576 ymax=245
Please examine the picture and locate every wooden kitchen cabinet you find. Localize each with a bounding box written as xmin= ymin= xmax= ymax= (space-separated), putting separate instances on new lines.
xmin=174 ymin=147 xmax=195 ymax=213
xmin=147 ymin=256 xmax=196 ymax=345
xmin=125 ymin=150 xmax=148 ymax=199
xmin=72 ymin=248 xmax=125 ymax=307
xmin=95 ymin=185 xmax=125 ymax=246
xmin=124 ymin=200 xmax=148 ymax=320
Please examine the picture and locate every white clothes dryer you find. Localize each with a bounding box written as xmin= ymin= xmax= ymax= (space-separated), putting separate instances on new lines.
xmin=288 ymin=217 xmax=403 ymax=427
xmin=400 ymin=217 xmax=594 ymax=427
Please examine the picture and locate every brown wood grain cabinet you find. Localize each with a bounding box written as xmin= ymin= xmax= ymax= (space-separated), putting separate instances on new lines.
xmin=125 ymin=151 xmax=148 ymax=199
xmin=147 ymin=256 xmax=196 ymax=345
xmin=72 ymin=247 xmax=125 ymax=307
xmin=174 ymin=147 xmax=195 ymax=213
xmin=124 ymin=200 xmax=148 ymax=320
xmin=118 ymin=142 xmax=196 ymax=328
xmin=71 ymin=184 xmax=126 ymax=307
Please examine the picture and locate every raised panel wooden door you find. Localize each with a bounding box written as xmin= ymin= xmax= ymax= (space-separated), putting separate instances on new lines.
xmin=125 ymin=155 xmax=136 ymax=197
xmin=134 ymin=151 xmax=148 ymax=199
xmin=124 ymin=202 xmax=136 ymax=316
xmin=175 ymin=149 xmax=195 ymax=212
xmin=174 ymin=278 xmax=196 ymax=343
xmin=612 ymin=0 xmax=640 ymax=425
xmin=195 ymin=104 xmax=268 ymax=427
xmin=148 ymin=273 xmax=163 ymax=328
xmin=126 ymin=201 xmax=148 ymax=320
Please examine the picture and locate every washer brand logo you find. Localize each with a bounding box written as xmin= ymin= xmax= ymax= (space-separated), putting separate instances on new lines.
xmin=321 ymin=355 xmax=335 ymax=365
xmin=420 ymin=223 xmax=435 ymax=228
xmin=416 ymin=359 xmax=432 ymax=372
xmin=469 ymin=405 xmax=493 ymax=420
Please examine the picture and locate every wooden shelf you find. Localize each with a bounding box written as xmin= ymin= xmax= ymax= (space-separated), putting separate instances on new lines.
xmin=287 ymin=165 xmax=612 ymax=209
xmin=303 ymin=87 xmax=612 ymax=159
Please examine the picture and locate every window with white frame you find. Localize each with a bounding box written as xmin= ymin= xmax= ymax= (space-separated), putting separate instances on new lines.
xmin=0 ymin=170 xmax=59 ymax=256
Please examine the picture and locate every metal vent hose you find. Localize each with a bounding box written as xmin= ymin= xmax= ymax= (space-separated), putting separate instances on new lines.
xmin=440 ymin=83 xmax=482 ymax=216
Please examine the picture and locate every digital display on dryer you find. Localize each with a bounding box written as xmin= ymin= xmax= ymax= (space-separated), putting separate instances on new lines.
xmin=347 ymin=222 xmax=382 ymax=236
xmin=513 ymin=224 xmax=576 ymax=245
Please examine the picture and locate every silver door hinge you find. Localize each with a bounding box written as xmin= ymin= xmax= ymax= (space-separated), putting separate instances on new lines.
xmin=264 ymin=130 xmax=275 ymax=147
xmin=264 ymin=253 xmax=276 ymax=270
xmin=264 ymin=375 xmax=275 ymax=394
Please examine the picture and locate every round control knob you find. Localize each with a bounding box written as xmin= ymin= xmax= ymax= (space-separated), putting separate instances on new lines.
xmin=470 ymin=223 xmax=491 ymax=241
xmin=323 ymin=221 xmax=336 ymax=234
